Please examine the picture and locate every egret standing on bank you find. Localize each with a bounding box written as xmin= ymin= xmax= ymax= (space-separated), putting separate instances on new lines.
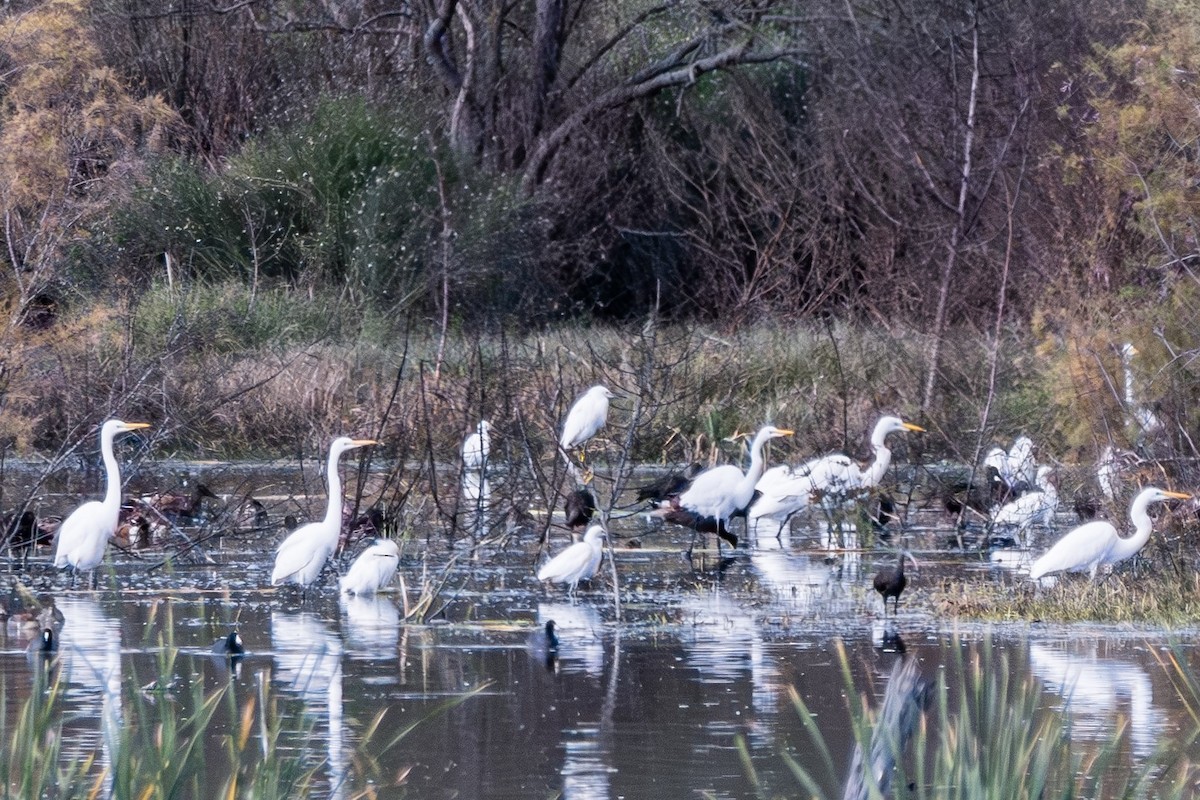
xmin=1029 ymin=486 xmax=1191 ymax=580
xmin=53 ymin=419 xmax=152 ymax=586
xmin=272 ymin=437 xmax=378 ymax=592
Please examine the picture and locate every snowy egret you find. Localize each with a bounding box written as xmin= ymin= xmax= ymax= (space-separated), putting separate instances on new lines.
xmin=53 ymin=419 xmax=152 ymax=585
xmin=873 ymin=551 xmax=917 ymax=615
xmin=992 ymin=465 xmax=1058 ymax=541
xmin=750 ymin=416 xmax=922 ymax=531
xmin=537 ymin=524 xmax=605 ymax=595
xmin=656 ymin=425 xmax=793 ymax=554
xmin=339 ymin=538 xmax=401 ymax=595
xmin=1122 ymin=343 xmax=1163 ymax=434
xmin=1029 ymin=486 xmax=1191 ymax=580
xmin=462 ymin=420 xmax=491 ymax=471
xmin=560 ymin=386 xmax=615 ymax=462
xmin=271 ymin=437 xmax=378 ymax=591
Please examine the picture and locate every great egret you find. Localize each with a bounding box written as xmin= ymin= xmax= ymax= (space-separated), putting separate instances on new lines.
xmin=1029 ymin=486 xmax=1191 ymax=580
xmin=873 ymin=551 xmax=917 ymax=614
xmin=462 ymin=420 xmax=491 ymax=471
xmin=211 ymin=629 xmax=245 ymax=655
xmin=992 ymin=465 xmax=1058 ymax=541
xmin=656 ymin=425 xmax=793 ymax=554
xmin=749 ymin=416 xmax=922 ymax=531
xmin=53 ymin=419 xmax=152 ymax=584
xmin=560 ymin=386 xmax=615 ymax=462
xmin=1122 ymin=343 xmax=1164 ymax=434
xmin=339 ymin=538 xmax=400 ymax=595
xmin=271 ymin=437 xmax=378 ymax=591
xmin=537 ymin=524 xmax=605 ymax=595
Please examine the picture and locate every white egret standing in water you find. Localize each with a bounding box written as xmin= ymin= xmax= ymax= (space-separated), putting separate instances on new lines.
xmin=272 ymin=437 xmax=378 ymax=591
xmin=462 ymin=420 xmax=491 ymax=471
xmin=339 ymin=538 xmax=400 ymax=595
xmin=537 ymin=524 xmax=605 ymax=595
xmin=53 ymin=419 xmax=151 ymax=584
xmin=1030 ymin=486 xmax=1191 ymax=580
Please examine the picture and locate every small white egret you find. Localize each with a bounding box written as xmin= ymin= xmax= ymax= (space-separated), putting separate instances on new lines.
xmin=462 ymin=420 xmax=491 ymax=471
xmin=560 ymin=386 xmax=615 ymax=461
xmin=750 ymin=416 xmax=922 ymax=530
xmin=657 ymin=425 xmax=793 ymax=553
xmin=992 ymin=465 xmax=1058 ymax=541
xmin=1122 ymin=343 xmax=1164 ymax=434
xmin=271 ymin=437 xmax=378 ymax=591
xmin=53 ymin=419 xmax=152 ymax=584
xmin=1029 ymin=486 xmax=1191 ymax=580
xmin=1005 ymin=436 xmax=1038 ymax=492
xmin=537 ymin=524 xmax=605 ymax=595
xmin=339 ymin=538 xmax=401 ymax=595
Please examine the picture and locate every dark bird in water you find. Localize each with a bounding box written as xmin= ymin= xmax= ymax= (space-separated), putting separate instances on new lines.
xmin=529 ymin=619 xmax=559 ymax=672
xmin=32 ymin=627 xmax=57 ymax=654
xmin=872 ymin=493 xmax=899 ymax=531
xmin=635 ymin=463 xmax=703 ymax=503
xmin=1073 ymin=488 xmax=1100 ymax=522
xmin=873 ymin=552 xmax=917 ymax=615
xmin=141 ymin=483 xmax=219 ymax=525
xmin=211 ymin=629 xmax=245 ymax=656
xmin=340 ymin=506 xmax=386 ymax=552
xmin=283 ymin=514 xmax=299 ymax=532
xmin=941 ymin=465 xmax=1007 ymax=521
xmin=564 ymin=487 xmax=597 ymax=530
xmin=5 ymin=510 xmax=53 ymax=563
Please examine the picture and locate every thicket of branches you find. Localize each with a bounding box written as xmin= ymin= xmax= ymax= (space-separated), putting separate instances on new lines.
xmin=0 ymin=0 xmax=1195 ymax=337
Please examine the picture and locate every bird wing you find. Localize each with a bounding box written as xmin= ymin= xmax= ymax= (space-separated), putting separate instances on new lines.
xmin=537 ymin=541 xmax=591 ymax=583
xmin=678 ymin=465 xmax=743 ymax=519
xmin=1030 ymin=521 xmax=1116 ymax=578
xmin=53 ymin=501 xmax=112 ymax=567
xmin=560 ymin=395 xmax=606 ymax=449
xmin=272 ymin=523 xmax=335 ymax=585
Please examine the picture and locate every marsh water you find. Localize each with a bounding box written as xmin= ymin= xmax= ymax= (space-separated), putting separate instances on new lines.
xmin=1 ymin=459 xmax=1198 ymax=798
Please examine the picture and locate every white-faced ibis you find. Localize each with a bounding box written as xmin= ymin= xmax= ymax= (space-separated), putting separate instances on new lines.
xmin=271 ymin=437 xmax=377 ymax=590
xmin=1030 ymin=487 xmax=1191 ymax=580
xmin=873 ymin=551 xmax=918 ymax=615
xmin=564 ymin=487 xmax=597 ymax=530
xmin=53 ymin=419 xmax=151 ymax=585
xmin=635 ymin=463 xmax=702 ymax=503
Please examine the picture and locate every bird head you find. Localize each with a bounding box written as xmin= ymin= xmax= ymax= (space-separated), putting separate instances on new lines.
xmin=331 ymin=436 xmax=379 ymax=456
xmin=762 ymin=425 xmax=794 ymax=440
xmin=583 ymin=524 xmax=606 ymax=543
xmin=104 ymin=419 xmax=151 ymax=436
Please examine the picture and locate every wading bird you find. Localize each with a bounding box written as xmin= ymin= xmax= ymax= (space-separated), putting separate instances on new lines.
xmin=1029 ymin=486 xmax=1191 ymax=580
xmin=31 ymin=627 xmax=57 ymax=655
xmin=560 ymin=386 xmax=615 ymax=465
xmin=992 ymin=465 xmax=1059 ymax=542
xmin=462 ymin=420 xmax=491 ymax=472
xmin=537 ymin=524 xmax=605 ymax=596
xmin=873 ymin=551 xmax=918 ymax=615
xmin=635 ymin=463 xmax=703 ymax=504
xmin=1122 ymin=343 xmax=1163 ymax=436
xmin=749 ymin=416 xmax=922 ymax=533
xmin=271 ymin=437 xmax=378 ymax=592
xmin=656 ymin=425 xmax=793 ymax=555
xmin=564 ymin=486 xmax=597 ymax=530
xmin=53 ymin=419 xmax=152 ymax=586
xmin=339 ymin=538 xmax=401 ymax=595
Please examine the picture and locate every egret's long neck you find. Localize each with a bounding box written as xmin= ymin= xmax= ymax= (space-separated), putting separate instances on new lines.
xmin=736 ymin=430 xmax=773 ymax=505
xmin=100 ymin=429 xmax=122 ymax=516
xmin=322 ymin=449 xmax=344 ymax=527
xmin=1110 ymin=492 xmax=1157 ymax=562
xmin=1123 ymin=352 xmax=1137 ymax=407
xmin=862 ymin=426 xmax=893 ymax=487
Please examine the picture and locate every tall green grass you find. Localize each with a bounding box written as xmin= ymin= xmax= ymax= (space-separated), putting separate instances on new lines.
xmin=761 ymin=639 xmax=1198 ymax=800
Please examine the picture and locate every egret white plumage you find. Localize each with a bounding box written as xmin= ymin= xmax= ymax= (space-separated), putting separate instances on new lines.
xmin=1005 ymin=436 xmax=1038 ymax=493
xmin=53 ymin=419 xmax=152 ymax=584
xmin=749 ymin=416 xmax=922 ymax=532
xmin=559 ymin=386 xmax=615 ymax=462
xmin=1122 ymin=343 xmax=1163 ymax=434
xmin=657 ymin=425 xmax=793 ymax=554
xmin=271 ymin=437 xmax=378 ymax=591
xmin=339 ymin=538 xmax=400 ymax=595
xmin=992 ymin=465 xmax=1058 ymax=541
xmin=462 ymin=420 xmax=491 ymax=471
xmin=537 ymin=524 xmax=605 ymax=595
xmin=1029 ymin=486 xmax=1191 ymax=580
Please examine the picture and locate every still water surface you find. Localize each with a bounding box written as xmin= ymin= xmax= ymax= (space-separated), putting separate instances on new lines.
xmin=0 ymin=462 xmax=1197 ymax=798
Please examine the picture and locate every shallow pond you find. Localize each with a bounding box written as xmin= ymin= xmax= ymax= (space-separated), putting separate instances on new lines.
xmin=2 ymin=461 xmax=1198 ymax=798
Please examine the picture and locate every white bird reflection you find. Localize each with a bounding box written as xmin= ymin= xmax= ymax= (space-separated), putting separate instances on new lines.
xmin=271 ymin=611 xmax=347 ymax=799
xmin=55 ymin=597 xmax=122 ymax=795
xmin=537 ymin=602 xmax=603 ymax=678
xmin=1029 ymin=641 xmax=1165 ymax=759
xmin=461 ymin=472 xmax=492 ymax=537
xmin=341 ymin=594 xmax=400 ymax=658
xmin=748 ymin=526 xmax=859 ymax=615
